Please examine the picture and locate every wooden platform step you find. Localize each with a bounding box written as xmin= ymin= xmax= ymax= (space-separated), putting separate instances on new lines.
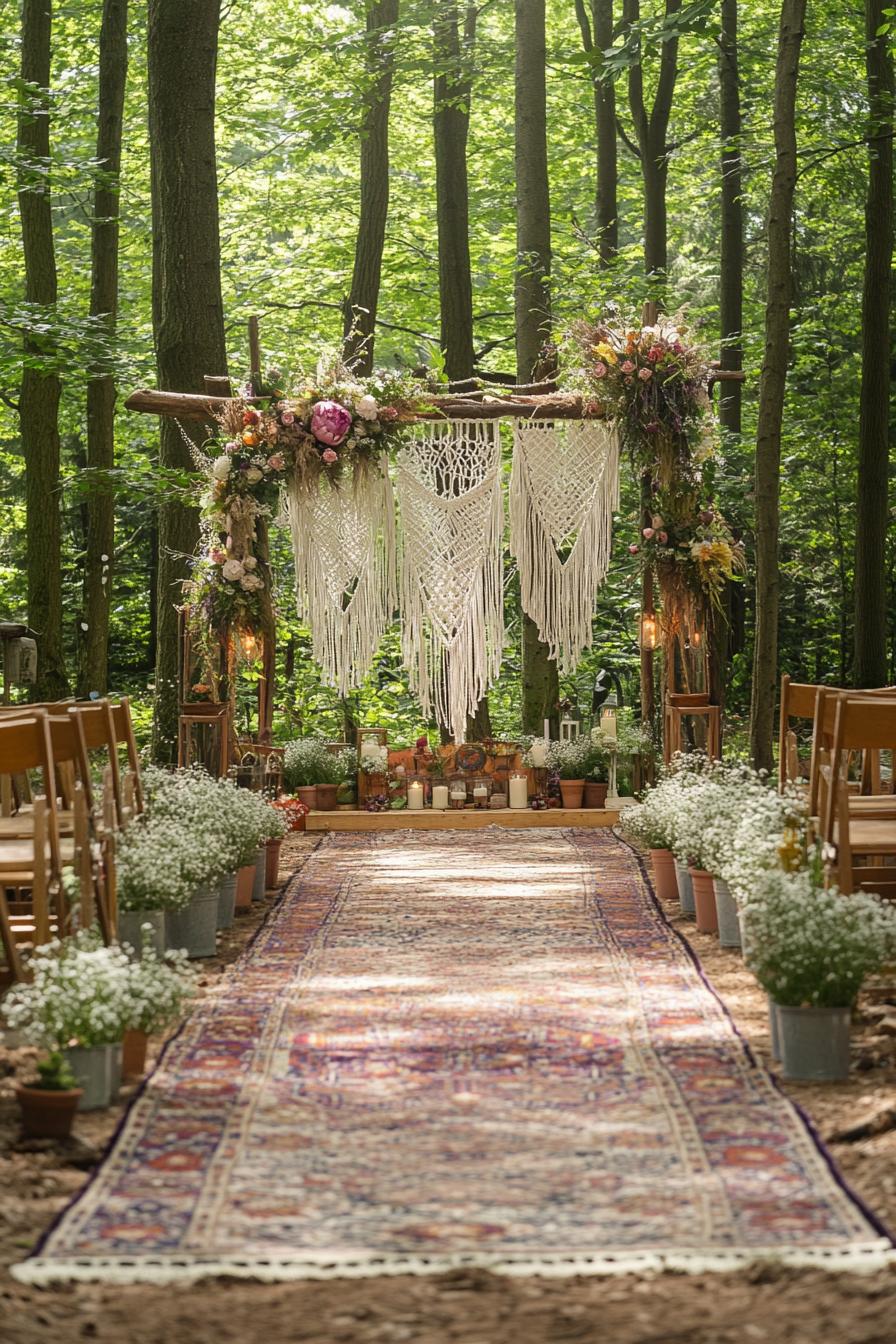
xmin=306 ymin=807 xmax=621 ymax=832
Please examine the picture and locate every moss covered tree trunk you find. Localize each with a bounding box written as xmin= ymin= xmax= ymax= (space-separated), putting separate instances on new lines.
xmin=748 ymin=0 xmax=806 ymax=771
xmin=515 ymin=0 xmax=557 ymax=734
xmin=574 ymin=1 xmax=618 ymax=264
xmin=80 ymin=0 xmax=128 ymax=698
xmin=854 ymin=0 xmax=893 ymax=688
xmin=342 ymin=0 xmax=399 ymax=374
xmin=148 ymin=0 xmax=227 ymax=760
xmin=434 ymin=2 xmax=476 ymax=382
xmin=17 ymin=0 xmax=69 ymax=700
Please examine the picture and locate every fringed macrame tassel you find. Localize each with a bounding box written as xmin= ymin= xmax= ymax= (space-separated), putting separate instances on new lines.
xmin=510 ymin=420 xmax=620 ymax=673
xmin=285 ymin=460 xmax=396 ymax=696
xmin=397 ymin=420 xmax=504 ymax=743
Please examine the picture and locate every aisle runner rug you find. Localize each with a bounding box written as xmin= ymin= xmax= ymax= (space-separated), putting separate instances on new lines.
xmin=16 ymin=830 xmax=892 ymax=1283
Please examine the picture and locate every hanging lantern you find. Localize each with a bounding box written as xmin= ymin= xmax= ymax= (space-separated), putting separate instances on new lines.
xmin=640 ymin=612 xmax=658 ymax=651
xmin=690 ymin=625 xmax=702 ymax=649
xmin=238 ymin=628 xmax=261 ymax=662
xmin=558 ymin=708 xmax=582 ymax=743
xmin=600 ymin=694 xmax=618 ymax=744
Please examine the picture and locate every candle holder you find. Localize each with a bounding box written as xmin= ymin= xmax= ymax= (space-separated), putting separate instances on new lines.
xmin=606 ymin=747 xmax=621 ymax=808
xmin=448 ymin=773 xmax=468 ymax=810
xmin=472 ymin=776 xmax=490 ymax=809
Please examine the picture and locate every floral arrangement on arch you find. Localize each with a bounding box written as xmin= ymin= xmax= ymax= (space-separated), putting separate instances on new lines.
xmin=562 ymin=308 xmax=743 ymax=657
xmin=182 ymin=356 xmax=428 ymax=656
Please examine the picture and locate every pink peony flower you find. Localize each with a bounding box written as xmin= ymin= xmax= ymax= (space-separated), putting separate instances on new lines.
xmin=267 ymin=453 xmax=285 ymax=471
xmin=638 ymin=367 xmax=653 ymax=381
xmin=379 ymin=405 xmax=399 ymax=422
xmin=628 ymin=544 xmax=640 ymax=555
xmin=593 ymin=361 xmax=608 ymax=379
xmin=647 ymin=346 xmax=663 ymax=363
xmin=322 ymin=448 xmax=339 ymax=464
xmin=280 ymin=411 xmax=295 ymax=426
xmin=310 ymin=399 xmax=352 ymax=446
xmin=621 ymin=360 xmax=635 ymax=374
xmin=642 ymin=527 xmax=655 ymax=540
xmin=658 ymin=530 xmax=669 ymax=544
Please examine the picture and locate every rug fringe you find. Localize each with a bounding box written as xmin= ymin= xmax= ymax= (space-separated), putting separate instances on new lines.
xmin=12 ymin=1242 xmax=896 ymax=1286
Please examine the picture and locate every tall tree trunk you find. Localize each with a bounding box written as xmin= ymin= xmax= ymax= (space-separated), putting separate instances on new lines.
xmin=748 ymin=0 xmax=806 ymax=771
xmin=854 ymin=0 xmax=893 ymax=688
xmin=80 ymin=0 xmax=128 ymax=698
xmin=718 ymin=0 xmax=743 ymax=436
xmin=622 ymin=0 xmax=680 ymax=283
xmin=342 ymin=0 xmax=400 ymax=374
xmin=17 ymin=0 xmax=69 ymax=700
xmin=515 ymin=0 xmax=558 ymax=733
xmin=434 ymin=3 xmax=476 ymax=381
xmin=515 ymin=0 xmax=552 ymax=380
xmin=148 ymin=0 xmax=227 ymax=761
xmin=574 ymin=1 xmax=618 ymax=263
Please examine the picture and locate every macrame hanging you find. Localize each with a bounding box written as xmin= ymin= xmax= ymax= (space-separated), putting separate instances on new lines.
xmin=285 ymin=462 xmax=396 ymax=697
xmin=510 ymin=418 xmax=620 ymax=673
xmin=396 ymin=420 xmax=505 ymax=743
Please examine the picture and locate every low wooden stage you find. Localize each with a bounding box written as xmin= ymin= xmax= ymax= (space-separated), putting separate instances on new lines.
xmin=306 ymin=807 xmax=621 ymax=832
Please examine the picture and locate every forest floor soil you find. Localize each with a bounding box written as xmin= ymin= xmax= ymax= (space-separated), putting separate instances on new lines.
xmin=2 ymin=834 xmax=896 ymax=1344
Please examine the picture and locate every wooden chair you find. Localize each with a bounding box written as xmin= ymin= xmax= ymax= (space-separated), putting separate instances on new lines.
xmin=810 ymin=688 xmax=896 ymax=827
xmin=663 ymin=692 xmax=721 ymax=765
xmin=107 ymin=698 xmax=144 ymax=817
xmin=0 ymin=714 xmax=62 ymax=974
xmin=824 ymin=697 xmax=896 ymax=898
xmin=778 ymin=675 xmax=827 ymax=790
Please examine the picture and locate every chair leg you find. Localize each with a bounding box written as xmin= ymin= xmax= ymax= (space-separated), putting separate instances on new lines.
xmin=31 ymin=798 xmax=51 ymax=946
xmin=0 ymin=889 xmax=26 ymax=981
xmin=73 ymin=788 xmax=95 ymax=931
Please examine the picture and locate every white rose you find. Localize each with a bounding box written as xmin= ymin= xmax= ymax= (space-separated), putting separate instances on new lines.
xmin=246 ymin=466 xmax=263 ymax=484
xmin=240 ymin=573 xmax=264 ymax=592
xmin=243 ymin=556 xmax=257 ymax=571
xmin=222 ymin=559 xmax=244 ymax=582
xmin=356 ymin=394 xmax=378 ymax=419
xmin=212 ymin=455 xmax=232 ymax=480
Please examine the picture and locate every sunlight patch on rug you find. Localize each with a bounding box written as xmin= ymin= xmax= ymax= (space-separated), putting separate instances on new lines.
xmin=14 ymin=829 xmax=893 ymax=1284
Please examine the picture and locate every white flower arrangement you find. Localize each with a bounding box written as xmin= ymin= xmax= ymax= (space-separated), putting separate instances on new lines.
xmin=116 ymin=817 xmax=197 ymax=912
xmin=143 ymin=766 xmax=285 ymax=877
xmin=546 ymin=736 xmax=596 ymax=780
xmin=3 ymin=931 xmax=138 ymax=1049
xmin=741 ymin=868 xmax=896 ymax=1008
xmin=121 ymin=932 xmax=197 ymax=1035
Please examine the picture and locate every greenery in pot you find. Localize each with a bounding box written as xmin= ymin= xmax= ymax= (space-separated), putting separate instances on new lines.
xmin=116 ymin=818 xmax=197 ymax=912
xmin=30 ymin=1050 xmax=79 ymax=1091
xmin=741 ymin=867 xmax=896 ymax=1008
xmin=283 ymin=738 xmax=335 ymax=789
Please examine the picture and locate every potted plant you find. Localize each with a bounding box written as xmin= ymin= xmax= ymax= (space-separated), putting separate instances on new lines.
xmin=620 ymin=793 xmax=679 ymax=903
xmin=14 ymin=1051 xmax=83 ymax=1139
xmin=121 ymin=939 xmax=196 ymax=1079
xmin=116 ymin=816 xmax=196 ymax=955
xmin=742 ymin=868 xmax=896 ymax=1081
xmin=584 ymin=743 xmax=609 ymax=808
xmin=549 ymin=738 xmax=593 ymax=809
xmin=316 ymin=745 xmax=358 ymax=812
xmin=283 ymin=738 xmax=333 ymax=810
xmin=3 ymin=931 xmax=136 ymax=1110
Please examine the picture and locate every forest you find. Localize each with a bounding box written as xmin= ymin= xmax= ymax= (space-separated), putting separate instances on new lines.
xmin=0 ymin=0 xmax=892 ymax=764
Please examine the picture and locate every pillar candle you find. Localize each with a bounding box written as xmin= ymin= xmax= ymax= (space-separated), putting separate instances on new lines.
xmin=431 ymin=784 xmax=449 ymax=810
xmin=407 ymin=781 xmax=424 ymax=810
xmin=473 ymin=783 xmax=488 ymax=808
xmin=509 ymin=774 xmax=528 ymax=809
xmin=543 ymin=718 xmax=550 ymax=743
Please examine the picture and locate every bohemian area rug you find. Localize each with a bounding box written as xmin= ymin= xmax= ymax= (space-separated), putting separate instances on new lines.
xmin=15 ymin=829 xmax=893 ymax=1284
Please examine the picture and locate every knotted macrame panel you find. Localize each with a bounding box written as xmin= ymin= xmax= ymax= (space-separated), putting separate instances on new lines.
xmin=397 ymin=420 xmax=505 ymax=743
xmin=510 ymin=419 xmax=620 ymax=673
xmin=285 ymin=461 xmax=396 ymax=697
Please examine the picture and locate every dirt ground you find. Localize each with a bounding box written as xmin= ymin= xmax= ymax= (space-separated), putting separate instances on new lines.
xmin=1 ymin=834 xmax=895 ymax=1344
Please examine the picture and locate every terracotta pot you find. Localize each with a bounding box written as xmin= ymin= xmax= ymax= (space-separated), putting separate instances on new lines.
xmin=584 ymin=781 xmax=608 ymax=809
xmin=235 ymin=862 xmax=256 ymax=909
xmin=649 ymin=848 xmax=679 ymax=902
xmin=296 ymin=785 xmax=317 ymax=811
xmin=265 ymin=837 xmax=283 ymax=889
xmin=15 ymin=1084 xmax=83 ymax=1139
xmin=122 ymin=1029 xmax=148 ymax=1079
xmin=316 ymin=783 xmax=338 ymax=811
xmin=689 ymin=867 xmax=719 ymax=934
xmin=558 ymin=779 xmax=585 ymax=808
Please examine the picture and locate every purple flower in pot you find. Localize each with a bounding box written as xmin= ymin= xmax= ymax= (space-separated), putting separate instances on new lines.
xmin=310 ymin=399 xmax=352 ymax=447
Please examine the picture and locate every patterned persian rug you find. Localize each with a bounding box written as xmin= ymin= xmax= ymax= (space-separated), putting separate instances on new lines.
xmin=16 ymin=829 xmax=893 ymax=1284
